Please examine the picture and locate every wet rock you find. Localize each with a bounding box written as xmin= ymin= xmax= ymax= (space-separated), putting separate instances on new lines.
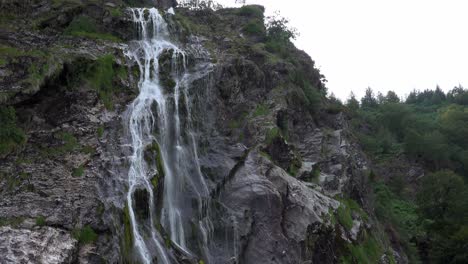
xmin=133 ymin=188 xmax=150 ymax=220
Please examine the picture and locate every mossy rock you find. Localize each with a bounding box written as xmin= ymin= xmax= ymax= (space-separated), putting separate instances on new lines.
xmin=144 ymin=141 xmax=165 ymax=191
xmin=122 ymin=204 xmax=134 ymax=262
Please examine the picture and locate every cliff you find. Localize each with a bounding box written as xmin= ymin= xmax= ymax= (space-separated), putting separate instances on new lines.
xmin=0 ymin=1 xmax=404 ymax=263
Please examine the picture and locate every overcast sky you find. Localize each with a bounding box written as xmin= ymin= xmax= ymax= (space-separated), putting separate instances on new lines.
xmin=216 ymin=0 xmax=468 ymax=101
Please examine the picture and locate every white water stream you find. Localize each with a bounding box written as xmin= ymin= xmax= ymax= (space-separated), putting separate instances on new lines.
xmin=124 ymin=8 xmax=211 ymax=264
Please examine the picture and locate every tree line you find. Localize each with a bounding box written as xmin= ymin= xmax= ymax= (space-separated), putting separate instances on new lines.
xmin=341 ymin=86 xmax=468 ymax=263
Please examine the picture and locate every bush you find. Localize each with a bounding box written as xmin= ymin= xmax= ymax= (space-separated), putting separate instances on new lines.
xmin=264 ymin=13 xmax=298 ymax=56
xmin=237 ymin=5 xmax=264 ymax=18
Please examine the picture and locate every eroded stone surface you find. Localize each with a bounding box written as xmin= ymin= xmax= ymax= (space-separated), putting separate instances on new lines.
xmin=0 ymin=226 xmax=77 ymax=264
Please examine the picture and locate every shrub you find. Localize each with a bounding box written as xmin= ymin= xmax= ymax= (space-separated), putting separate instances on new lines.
xmin=237 ymin=5 xmax=264 ymax=18
xmin=264 ymin=13 xmax=298 ymax=56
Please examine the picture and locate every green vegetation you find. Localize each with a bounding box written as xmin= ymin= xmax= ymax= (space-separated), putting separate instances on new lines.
xmin=72 ymin=165 xmax=85 ymax=177
xmin=341 ymin=232 xmax=384 ymax=264
xmin=73 ymin=225 xmax=98 ymax=244
xmin=145 ymin=141 xmax=165 ymax=190
xmin=35 ymin=216 xmax=46 ymax=226
xmin=45 ymin=131 xmax=79 ymax=155
xmin=265 ymin=127 xmax=281 ymax=144
xmin=252 ymin=104 xmax=269 ymax=117
xmin=0 ymin=106 xmax=26 ymax=156
xmin=109 ymin=7 xmax=123 ymax=17
xmin=64 ymin=15 xmax=121 ymax=42
xmin=243 ymin=21 xmax=265 ymax=36
xmin=0 ymin=217 xmax=24 ymax=227
xmin=97 ymin=126 xmax=104 ymax=138
xmin=348 ymin=86 xmax=468 ymax=263
xmin=86 ymin=55 xmax=118 ymax=109
xmin=237 ymin=5 xmax=264 ymax=19
xmin=336 ymin=199 xmax=368 ymax=231
xmin=264 ymin=14 xmax=298 ymax=56
xmin=122 ymin=204 xmax=134 ymax=260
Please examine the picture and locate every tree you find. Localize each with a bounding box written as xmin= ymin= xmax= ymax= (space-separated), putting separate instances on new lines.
xmin=440 ymin=104 xmax=468 ymax=148
xmin=361 ymin=87 xmax=378 ymax=108
xmin=385 ymin=90 xmax=400 ymax=103
xmin=431 ymin=85 xmax=446 ymax=104
xmin=346 ymin=91 xmax=360 ymax=112
xmin=406 ymin=89 xmax=419 ymax=104
xmin=265 ymin=12 xmax=298 ymax=42
xmin=417 ymin=171 xmax=466 ymax=227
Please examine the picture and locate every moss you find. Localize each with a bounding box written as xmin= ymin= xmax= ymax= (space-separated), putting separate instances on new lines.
xmin=35 ymin=216 xmax=46 ymax=226
xmin=161 ymin=76 xmax=176 ymax=91
xmin=0 ymin=44 xmax=46 ymax=58
xmin=336 ymin=204 xmax=354 ymax=231
xmin=81 ymin=145 xmax=95 ymax=155
xmin=122 ymin=204 xmax=134 ymax=260
xmin=96 ymin=203 xmax=105 ymax=218
xmin=50 ymin=131 xmax=79 ymax=154
xmin=228 ymin=120 xmax=241 ymax=130
xmin=97 ymin=126 xmax=104 ymax=138
xmin=0 ymin=106 xmax=26 ymax=156
xmin=0 ymin=217 xmax=24 ymax=227
xmin=73 ymin=225 xmax=98 ymax=244
xmin=252 ymin=104 xmax=269 ymax=117
xmin=109 ymin=7 xmax=123 ymax=17
xmin=72 ymin=165 xmax=85 ymax=177
xmin=165 ymin=235 xmax=171 ymax=247
xmin=259 ymin=151 xmax=272 ymax=161
xmin=64 ymin=15 xmax=121 ymax=42
xmin=312 ymin=165 xmax=321 ymax=178
xmin=86 ymin=55 xmax=119 ymax=109
xmin=265 ymin=127 xmax=281 ymax=144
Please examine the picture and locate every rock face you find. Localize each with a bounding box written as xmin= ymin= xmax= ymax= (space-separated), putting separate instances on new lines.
xmin=0 ymin=2 xmax=399 ymax=264
xmin=216 ymin=151 xmax=339 ymax=263
xmin=0 ymin=226 xmax=77 ymax=264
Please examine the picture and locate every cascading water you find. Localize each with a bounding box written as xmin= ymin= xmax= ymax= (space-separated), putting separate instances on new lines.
xmin=123 ymin=8 xmax=212 ymax=264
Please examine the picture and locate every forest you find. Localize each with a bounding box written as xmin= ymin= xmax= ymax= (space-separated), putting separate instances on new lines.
xmin=343 ymin=86 xmax=468 ymax=263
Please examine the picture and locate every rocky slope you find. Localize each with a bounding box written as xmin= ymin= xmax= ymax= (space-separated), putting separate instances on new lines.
xmin=0 ymin=1 xmax=404 ymax=263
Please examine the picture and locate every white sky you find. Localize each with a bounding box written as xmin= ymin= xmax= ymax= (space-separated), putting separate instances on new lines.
xmin=216 ymin=0 xmax=468 ymax=101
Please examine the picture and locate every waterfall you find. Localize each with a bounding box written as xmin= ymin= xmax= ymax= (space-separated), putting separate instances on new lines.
xmin=123 ymin=8 xmax=211 ymax=264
